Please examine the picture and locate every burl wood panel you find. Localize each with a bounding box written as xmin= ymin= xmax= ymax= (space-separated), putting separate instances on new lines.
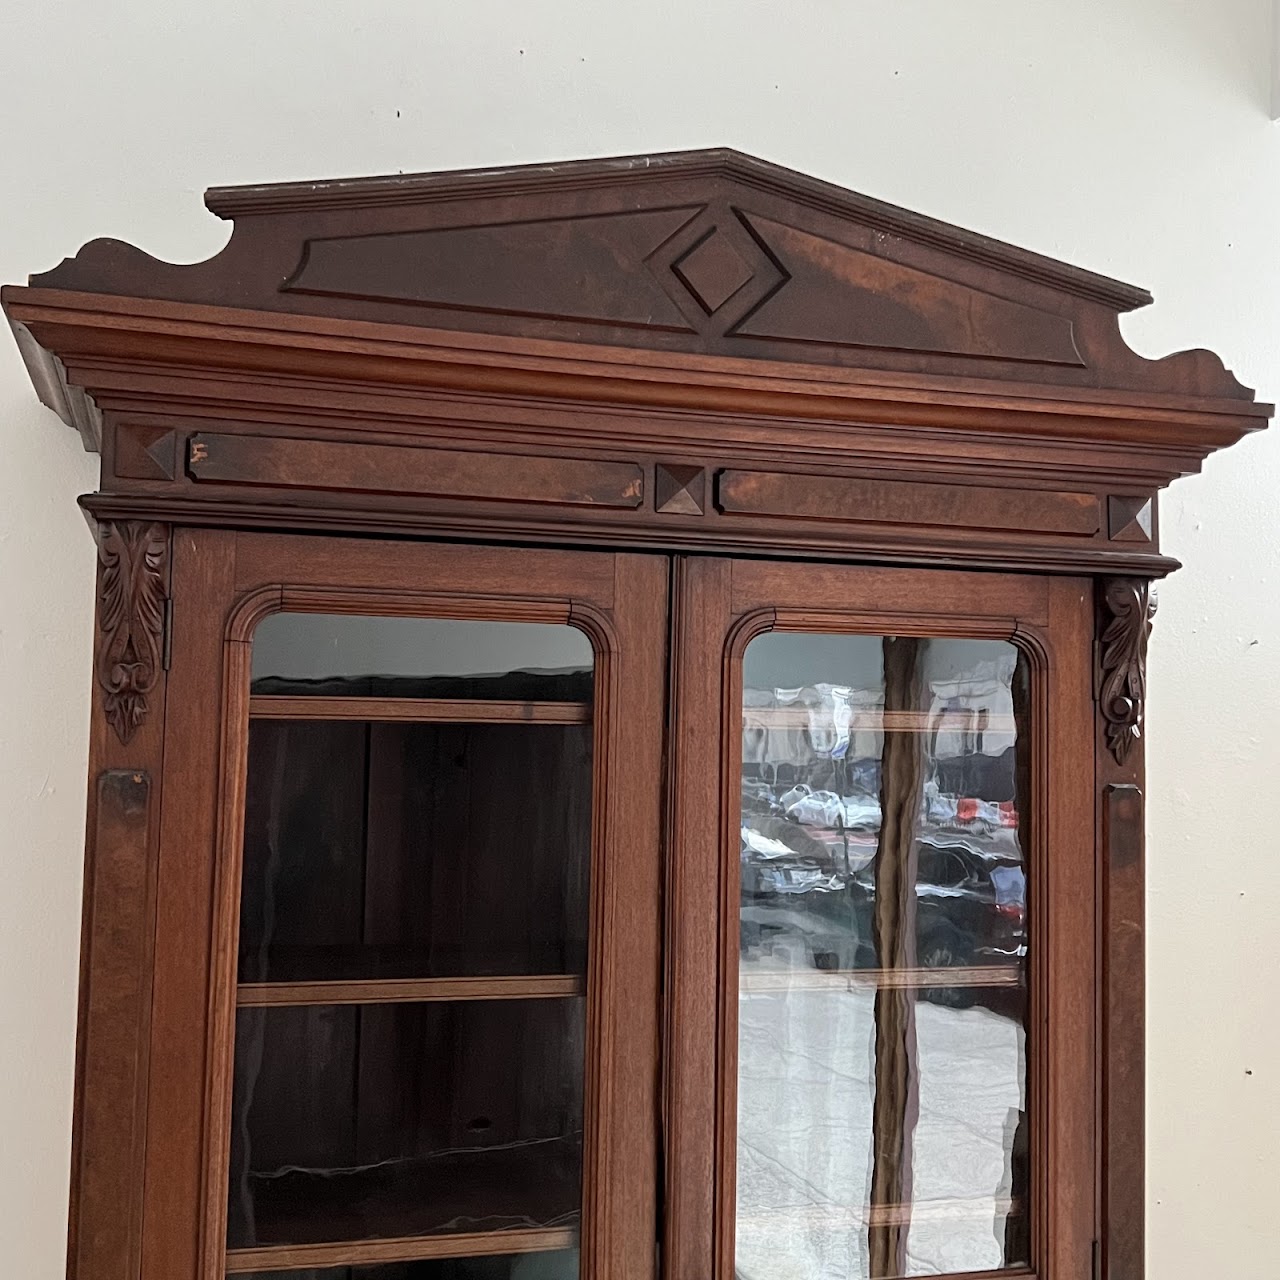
xmin=188 ymin=433 xmax=645 ymax=509
xmin=717 ymin=469 xmax=1101 ymax=536
xmin=16 ymin=148 xmax=1261 ymax=401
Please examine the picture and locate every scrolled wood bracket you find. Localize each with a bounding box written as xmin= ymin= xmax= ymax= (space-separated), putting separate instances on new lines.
xmin=1098 ymin=577 xmax=1156 ymax=765
xmin=96 ymin=521 xmax=169 ymax=744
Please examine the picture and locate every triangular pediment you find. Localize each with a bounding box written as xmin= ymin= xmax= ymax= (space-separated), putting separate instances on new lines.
xmin=23 ymin=148 xmax=1250 ymax=398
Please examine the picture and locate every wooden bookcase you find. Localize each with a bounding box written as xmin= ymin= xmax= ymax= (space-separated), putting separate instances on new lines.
xmin=3 ymin=149 xmax=1265 ymax=1280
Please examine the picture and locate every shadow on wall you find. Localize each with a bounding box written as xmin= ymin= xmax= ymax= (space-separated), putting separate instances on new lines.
xmin=1123 ymin=0 xmax=1275 ymax=117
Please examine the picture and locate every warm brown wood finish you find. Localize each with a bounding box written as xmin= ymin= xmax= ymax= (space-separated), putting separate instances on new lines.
xmin=667 ymin=562 xmax=1096 ymax=1280
xmin=235 ymin=974 xmax=586 ymax=1007
xmin=4 ymin=150 xmax=1260 ymax=1280
xmin=224 ymin=1225 xmax=578 ymax=1273
xmin=1096 ymin=580 xmax=1153 ymax=1280
xmin=248 ymin=695 xmax=591 ymax=722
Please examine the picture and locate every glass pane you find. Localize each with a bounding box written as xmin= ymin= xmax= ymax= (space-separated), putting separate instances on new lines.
xmin=738 ymin=634 xmax=1029 ymax=1280
xmin=232 ymin=1253 xmax=579 ymax=1280
xmin=227 ymin=1000 xmax=584 ymax=1250
xmin=239 ymin=720 xmax=592 ymax=983
xmin=230 ymin=615 xmax=593 ymax=1270
xmin=251 ymin=615 xmax=593 ymax=701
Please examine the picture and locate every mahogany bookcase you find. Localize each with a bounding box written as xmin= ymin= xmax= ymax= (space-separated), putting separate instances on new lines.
xmin=3 ymin=149 xmax=1265 ymax=1280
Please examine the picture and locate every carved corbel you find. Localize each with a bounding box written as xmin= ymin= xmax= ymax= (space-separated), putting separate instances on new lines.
xmin=1098 ymin=577 xmax=1156 ymax=765
xmin=96 ymin=521 xmax=169 ymax=744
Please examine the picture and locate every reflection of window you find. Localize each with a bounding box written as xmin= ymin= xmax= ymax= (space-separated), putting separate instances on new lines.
xmin=737 ymin=633 xmax=1030 ymax=1280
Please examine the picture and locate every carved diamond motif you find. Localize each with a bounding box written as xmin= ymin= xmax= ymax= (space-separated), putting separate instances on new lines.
xmin=645 ymin=206 xmax=789 ymax=336
xmin=672 ymin=231 xmax=755 ymax=315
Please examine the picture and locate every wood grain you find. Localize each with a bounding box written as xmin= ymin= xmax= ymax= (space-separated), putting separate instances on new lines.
xmin=248 ymin=695 xmax=590 ymax=723
xmin=5 ymin=148 xmax=1241 ymax=1280
xmin=718 ymin=469 xmax=1100 ymax=536
xmin=188 ymin=432 xmax=645 ymax=510
xmin=236 ymin=974 xmax=586 ymax=1007
xmin=225 ymin=1225 xmax=577 ymax=1272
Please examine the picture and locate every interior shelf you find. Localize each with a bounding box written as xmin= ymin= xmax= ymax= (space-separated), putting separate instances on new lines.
xmin=742 ymin=708 xmax=1016 ymax=734
xmin=225 ymin=1224 xmax=577 ymax=1273
xmin=238 ymin=944 xmax=589 ymax=986
xmin=225 ymin=1136 xmax=582 ymax=1270
xmin=237 ymin=973 xmax=586 ymax=1008
xmin=738 ymin=964 xmax=1022 ymax=994
xmin=249 ymin=696 xmax=592 ymax=724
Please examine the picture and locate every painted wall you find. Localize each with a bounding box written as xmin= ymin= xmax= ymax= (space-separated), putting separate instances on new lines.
xmin=2 ymin=1 xmax=1277 ymax=1274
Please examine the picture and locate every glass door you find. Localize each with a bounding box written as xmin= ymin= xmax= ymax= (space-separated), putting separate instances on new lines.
xmin=198 ymin=538 xmax=667 ymax=1280
xmin=665 ymin=559 xmax=1095 ymax=1280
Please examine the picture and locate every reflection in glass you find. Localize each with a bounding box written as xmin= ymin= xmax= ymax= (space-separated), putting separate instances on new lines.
xmin=251 ymin=614 xmax=593 ymax=701
xmin=737 ymin=634 xmax=1029 ymax=1279
xmin=230 ymin=615 xmax=593 ymax=1273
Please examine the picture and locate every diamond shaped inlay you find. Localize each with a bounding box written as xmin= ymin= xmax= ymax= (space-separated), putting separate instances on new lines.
xmin=672 ymin=231 xmax=755 ymax=315
xmin=646 ymin=207 xmax=789 ymax=336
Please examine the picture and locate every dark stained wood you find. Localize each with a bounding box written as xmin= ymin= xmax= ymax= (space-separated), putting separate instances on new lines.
xmin=199 ymin=538 xmax=662 ymax=1280
xmin=1096 ymin=571 xmax=1152 ymax=1280
xmin=225 ymin=1225 xmax=577 ymax=1273
xmin=663 ymin=556 xmax=734 ymax=1280
xmin=67 ymin=520 xmax=171 ymax=1280
xmin=1101 ymin=784 xmax=1144 ymax=1280
xmin=11 ymin=148 xmax=1259 ymax=401
xmin=72 ymin=771 xmax=156 ymax=1280
xmin=867 ymin=637 xmax=926 ymax=1279
xmin=3 ymin=142 xmax=1272 ymax=585
xmin=248 ymin=696 xmax=590 ymax=723
xmin=95 ymin=521 xmax=169 ymax=744
xmin=692 ymin=562 xmax=1096 ymax=1280
xmin=1037 ymin=578 xmax=1098 ymax=1280
xmin=3 ymin=282 xmax=1267 ymax=578
xmin=1098 ymin=578 xmax=1155 ymax=764
xmin=236 ymin=974 xmax=586 ymax=1007
xmin=188 ymin=432 xmax=645 ymax=509
xmin=717 ymin=469 xmax=1101 ymax=536
xmin=737 ymin=964 xmax=1022 ymax=992
xmin=3 ymin=151 xmax=1253 ymax=1280
xmin=141 ymin=529 xmax=237 ymax=1280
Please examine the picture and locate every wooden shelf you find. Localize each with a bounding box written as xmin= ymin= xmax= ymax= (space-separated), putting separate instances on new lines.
xmin=738 ymin=1195 xmax=1025 ymax=1231
xmin=743 ymin=708 xmax=1015 ymax=733
xmin=225 ymin=1136 xmax=581 ymax=1270
xmin=739 ymin=964 xmax=1022 ymax=994
xmin=250 ymin=695 xmax=591 ymax=724
xmin=237 ymin=973 xmax=586 ymax=1007
xmin=238 ymin=943 xmax=588 ymax=986
xmin=226 ymin=1224 xmax=577 ymax=1273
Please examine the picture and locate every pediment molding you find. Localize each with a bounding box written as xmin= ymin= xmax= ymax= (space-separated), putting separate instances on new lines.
xmin=13 ymin=148 xmax=1258 ymax=403
xmin=4 ymin=150 xmax=1268 ymax=580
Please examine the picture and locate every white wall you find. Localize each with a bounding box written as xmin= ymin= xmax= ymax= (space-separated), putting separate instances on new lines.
xmin=3 ymin=1 xmax=1277 ymax=1275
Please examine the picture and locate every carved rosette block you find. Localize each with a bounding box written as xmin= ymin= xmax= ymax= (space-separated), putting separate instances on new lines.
xmin=96 ymin=521 xmax=168 ymax=744
xmin=1098 ymin=577 xmax=1156 ymax=765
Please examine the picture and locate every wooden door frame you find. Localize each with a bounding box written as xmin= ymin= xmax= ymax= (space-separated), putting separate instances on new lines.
xmin=139 ymin=530 xmax=667 ymax=1280
xmin=665 ymin=558 xmax=1095 ymax=1280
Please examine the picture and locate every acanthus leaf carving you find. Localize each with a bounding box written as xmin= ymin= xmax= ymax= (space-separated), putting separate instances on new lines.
xmin=1098 ymin=577 xmax=1156 ymax=765
xmin=97 ymin=521 xmax=169 ymax=745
